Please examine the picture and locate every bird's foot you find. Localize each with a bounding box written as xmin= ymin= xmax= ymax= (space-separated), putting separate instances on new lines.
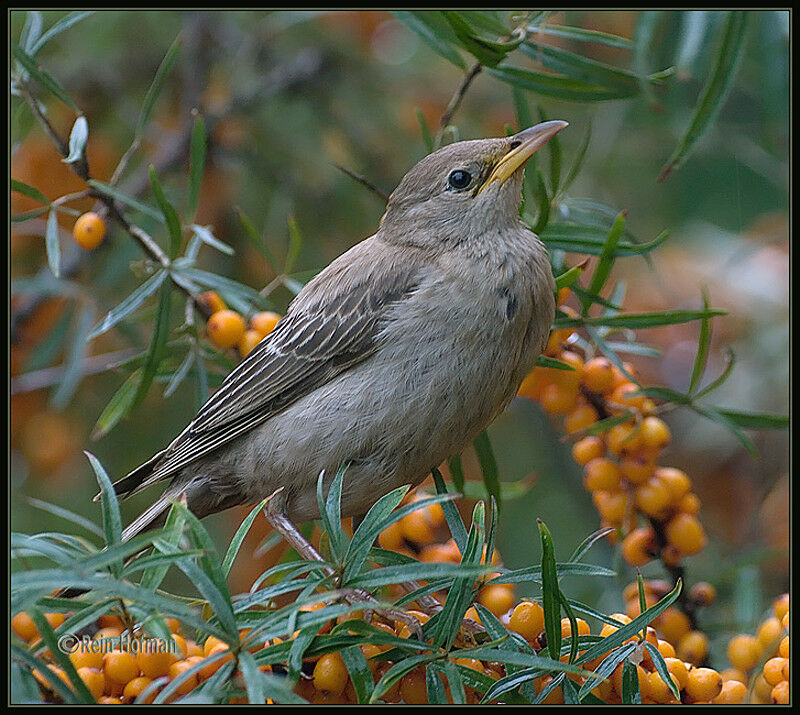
xmin=339 ymin=588 xmax=425 ymax=640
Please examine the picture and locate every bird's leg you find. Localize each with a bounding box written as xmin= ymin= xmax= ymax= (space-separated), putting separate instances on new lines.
xmin=399 ymin=580 xmax=485 ymax=645
xmin=262 ymin=489 xmax=424 ymax=639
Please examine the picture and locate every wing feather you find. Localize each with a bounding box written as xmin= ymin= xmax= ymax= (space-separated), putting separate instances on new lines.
xmin=132 ymin=239 xmax=425 ymax=490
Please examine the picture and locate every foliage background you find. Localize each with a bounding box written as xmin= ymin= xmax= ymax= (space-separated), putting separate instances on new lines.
xmin=10 ymin=9 xmax=789 ymax=670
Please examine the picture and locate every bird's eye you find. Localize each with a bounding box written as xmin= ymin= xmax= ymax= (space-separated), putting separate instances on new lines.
xmin=447 ymin=169 xmax=472 ymax=190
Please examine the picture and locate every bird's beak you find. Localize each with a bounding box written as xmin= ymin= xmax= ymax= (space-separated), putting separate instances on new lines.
xmin=479 ymin=120 xmax=568 ymax=193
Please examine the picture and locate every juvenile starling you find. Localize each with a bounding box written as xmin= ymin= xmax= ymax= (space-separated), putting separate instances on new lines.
xmin=112 ymin=120 xmax=567 ymax=563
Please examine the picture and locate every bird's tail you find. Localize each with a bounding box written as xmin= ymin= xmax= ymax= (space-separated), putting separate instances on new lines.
xmin=94 ymin=449 xmax=167 ymax=503
xmin=120 ymin=493 xmax=174 ymax=542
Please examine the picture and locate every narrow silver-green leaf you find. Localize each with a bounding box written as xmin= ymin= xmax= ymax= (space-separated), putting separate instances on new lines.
xmin=136 ymin=35 xmax=181 ymax=137
xmin=44 ymin=209 xmax=60 ymax=278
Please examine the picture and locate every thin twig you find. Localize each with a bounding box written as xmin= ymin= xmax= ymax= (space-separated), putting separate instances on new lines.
xmin=435 ymin=62 xmax=482 ymax=148
xmin=11 ymin=349 xmax=140 ymax=394
xmin=332 ymin=163 xmax=389 ymax=203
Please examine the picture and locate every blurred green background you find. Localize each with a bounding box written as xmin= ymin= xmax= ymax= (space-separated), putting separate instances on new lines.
xmin=10 ymin=10 xmax=788 ymax=659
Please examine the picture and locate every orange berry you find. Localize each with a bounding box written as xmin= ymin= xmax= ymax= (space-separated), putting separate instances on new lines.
xmin=610 ymin=382 xmax=647 ymax=412
xmin=70 ymin=643 xmax=105 ymax=671
xmin=593 ymin=491 xmax=626 ymax=523
xmin=197 ymin=644 xmax=232 ymax=680
xmin=11 ymin=612 xmax=38 ymax=641
xmin=763 ymin=657 xmax=788 ymax=686
xmin=250 ymin=311 xmax=281 ymax=337
xmin=377 ymin=520 xmax=405 ymax=550
xmin=517 ymin=367 xmax=545 ymax=400
xmin=678 ymin=492 xmax=701 ymax=514
xmin=206 ymin=309 xmax=246 ymax=349
xmin=635 ymin=477 xmax=672 ymax=517
xmin=757 ymin=617 xmax=783 ymax=652
xmin=565 ymin=403 xmax=599 ymax=434
xmin=572 ymin=436 xmax=605 ymax=465
xmin=619 ymin=453 xmax=656 ymax=485
xmin=313 ymin=652 xmax=348 ymax=695
xmin=655 ymin=467 xmax=691 ymax=503
xmin=581 ymin=357 xmax=614 ymax=394
xmin=639 ymin=416 xmax=671 ymax=450
xmin=479 ymin=584 xmax=515 ymax=617
xmin=560 ymin=617 xmax=590 ymax=638
xmin=98 ymin=695 xmax=123 ymax=704
xmin=73 ymin=212 xmax=106 ymax=249
xmin=98 ymin=615 xmax=125 ymax=630
xmin=399 ymin=666 xmax=428 ymax=704
xmin=123 ymin=674 xmax=154 ymax=702
xmin=771 ymin=679 xmax=789 ymax=704
xmin=583 ymin=458 xmax=622 ymax=492
xmin=621 ymin=527 xmax=656 ymax=567
xmin=665 ymin=513 xmax=706 ymax=555
xmin=779 ymin=635 xmax=789 ymax=659
xmin=606 ymin=422 xmax=642 ymax=456
xmin=721 ymin=668 xmax=747 ymax=683
xmin=136 ymin=645 xmax=176 ymax=679
xmin=773 ymin=593 xmax=790 ymax=621
xmin=197 ymin=290 xmax=226 ymax=314
xmin=677 ymin=630 xmax=709 ymax=665
xmin=544 ymin=328 xmax=571 ymax=356
xmin=712 ymin=679 xmax=747 ymax=704
xmin=644 ymin=669 xmax=679 ymax=704
xmin=727 ymin=634 xmax=759 ymax=671
xmin=238 ymin=329 xmax=263 ymax=358
xmin=539 ymin=382 xmax=577 ymax=415
xmin=657 ymin=608 xmax=691 ymax=644
xmin=557 ymin=287 xmax=570 ymax=306
xmin=685 ymin=667 xmax=722 ymax=701
xmin=688 ymin=582 xmax=716 ymax=607
xmin=399 ymin=510 xmax=434 ymax=544
xmin=657 ymin=639 xmax=675 ymax=658
xmin=104 ymin=649 xmax=140 ymax=685
xmin=664 ymin=657 xmax=689 ymax=690
xmin=753 ymin=673 xmax=773 ymax=701
xmin=78 ymin=666 xmax=106 ymax=700
xmin=453 ymin=657 xmax=485 ymax=674
xmin=508 ymin=601 xmax=545 ymax=641
xmin=168 ymin=660 xmax=198 ymax=696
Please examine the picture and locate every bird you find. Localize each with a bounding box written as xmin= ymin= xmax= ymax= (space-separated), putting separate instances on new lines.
xmin=108 ymin=120 xmax=566 ymax=564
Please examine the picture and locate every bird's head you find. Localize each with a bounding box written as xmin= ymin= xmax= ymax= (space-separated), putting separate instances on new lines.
xmin=381 ymin=120 xmax=567 ymax=245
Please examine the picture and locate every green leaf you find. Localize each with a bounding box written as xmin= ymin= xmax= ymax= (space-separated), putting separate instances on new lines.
xmin=137 ymin=35 xmax=181 ymax=137
xmin=711 ymin=409 xmax=789 ymax=430
xmin=44 ymin=209 xmax=60 ymax=278
xmin=88 ymin=270 xmax=167 ymax=340
xmin=554 ymin=262 xmax=585 ymax=291
xmin=555 ymin=308 xmax=726 ymax=330
xmin=621 ymin=660 xmax=642 ymax=703
xmin=87 ymin=179 xmax=164 ymax=221
xmin=51 ymin=302 xmax=94 ymax=408
xmin=538 ymin=520 xmax=561 ymax=660
xmin=222 ymin=499 xmax=268 ymax=577
xmin=526 ymin=23 xmax=633 ymax=49
xmin=540 ymin=222 xmax=669 ymax=256
xmin=432 ymin=467 xmax=468 ymax=553
xmin=393 ymin=11 xmax=466 ymax=68
xmin=448 ymin=454 xmax=465 ymax=493
xmin=189 ymin=224 xmax=234 ymax=256
xmin=486 ymin=65 xmax=636 ymax=102
xmin=12 ymin=44 xmax=82 ymax=113
xmin=188 ymin=114 xmax=206 ymax=218
xmin=443 ymin=11 xmax=522 ymax=66
xmin=140 ymin=502 xmax=186 ymax=592
xmin=19 ymin=11 xmax=43 ymax=53
xmin=568 ymin=527 xmax=616 ymax=563
xmin=581 ymin=211 xmax=626 ymax=314
xmin=577 ymin=643 xmax=636 ymax=700
xmin=235 ymin=206 xmax=280 ymax=274
xmin=561 ymin=122 xmax=592 ymax=194
xmin=92 ymin=369 xmax=140 ymax=439
xmin=30 ymin=11 xmax=95 ymax=55
xmin=63 ymin=115 xmax=88 ymax=164
xmin=132 ymin=278 xmax=172 ymax=407
xmin=11 ymin=178 xmax=49 ymax=205
xmin=675 ymin=11 xmax=712 ymax=77
xmin=688 ymin=287 xmax=712 ymax=394
xmin=426 ymin=663 xmax=449 ymax=704
xmin=285 ymin=214 xmax=303 ymax=274
xmin=149 ymin=165 xmax=182 ymax=259
xmin=22 ymin=496 xmax=104 ymax=538
xmin=658 ymin=12 xmax=750 ymax=181
xmin=644 ymin=641 xmax=680 ymax=699
xmin=691 ymin=404 xmax=757 ymax=456
xmin=84 ymin=451 xmax=122 ymax=558
xmin=473 ymin=431 xmax=501 ymax=512
xmin=341 ymin=645 xmax=374 ymax=704
xmin=415 ymin=108 xmax=434 ymax=153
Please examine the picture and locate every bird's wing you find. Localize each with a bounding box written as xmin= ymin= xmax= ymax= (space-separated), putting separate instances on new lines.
xmin=131 ymin=239 xmax=425 ymax=490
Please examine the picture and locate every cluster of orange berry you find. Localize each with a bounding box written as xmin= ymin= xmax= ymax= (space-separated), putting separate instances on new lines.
xmin=517 ymin=302 xmax=707 ymax=571
xmin=12 ymin=612 xmax=270 ymax=704
xmin=72 ymin=212 xmax=107 ymax=250
xmin=200 ymin=291 xmax=280 ymax=359
xmin=724 ymin=593 xmax=790 ymax=704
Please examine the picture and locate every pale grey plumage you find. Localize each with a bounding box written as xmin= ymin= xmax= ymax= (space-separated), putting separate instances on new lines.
xmin=115 ymin=125 xmax=564 ymax=542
